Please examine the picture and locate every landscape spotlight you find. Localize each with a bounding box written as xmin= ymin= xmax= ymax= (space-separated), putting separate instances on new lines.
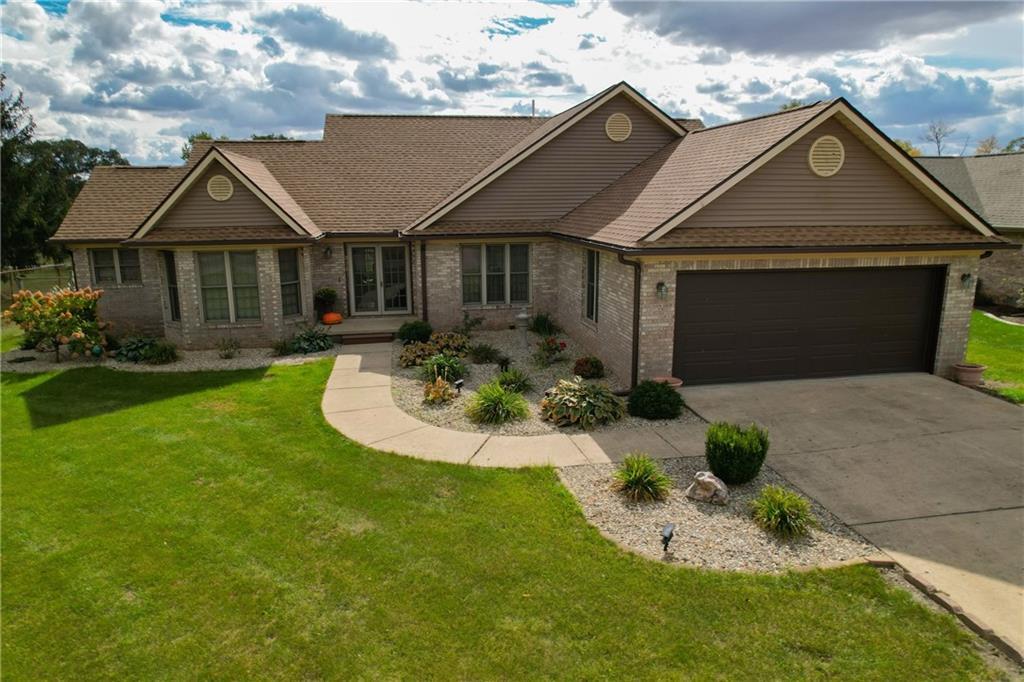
xmin=662 ymin=523 xmax=675 ymax=553
xmin=453 ymin=378 xmax=464 ymax=394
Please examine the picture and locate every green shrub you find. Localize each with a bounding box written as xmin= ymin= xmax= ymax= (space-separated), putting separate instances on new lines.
xmin=146 ymin=340 xmax=179 ymax=365
xmin=271 ymin=338 xmax=293 ymax=356
xmin=397 ymin=320 xmax=433 ymax=344
xmin=115 ymin=336 xmax=158 ymax=363
xmin=532 ymin=336 xmax=567 ymax=366
xmin=423 ymin=376 xmax=456 ymax=405
xmin=420 ymin=353 xmax=467 ymax=382
xmin=528 ymin=312 xmax=561 ymax=336
xmin=399 ymin=341 xmax=436 ymax=367
xmin=540 ymin=377 xmax=625 ymax=430
xmin=313 ymin=287 xmax=337 ymax=308
xmin=628 ymin=380 xmax=684 ymax=420
xmin=291 ymin=325 xmax=333 ymax=354
xmin=468 ymin=342 xmax=501 ymax=364
xmin=613 ymin=453 xmax=672 ymax=502
xmin=573 ymin=355 xmax=605 ymax=379
xmin=466 ymin=380 xmax=529 ymax=424
xmin=216 ymin=337 xmax=241 ymax=359
xmin=705 ymin=422 xmax=770 ymax=484
xmin=496 ymin=368 xmax=532 ymax=393
xmin=751 ymin=485 xmax=816 ymax=539
xmin=429 ymin=331 xmax=469 ymax=356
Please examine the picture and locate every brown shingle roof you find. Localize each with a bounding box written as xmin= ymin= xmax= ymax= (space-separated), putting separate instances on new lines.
xmin=134 ymin=224 xmax=310 ymax=245
xmin=554 ymin=101 xmax=834 ymax=247
xmin=218 ymin=149 xmax=321 ymax=237
xmin=917 ymin=152 xmax=1024 ymax=231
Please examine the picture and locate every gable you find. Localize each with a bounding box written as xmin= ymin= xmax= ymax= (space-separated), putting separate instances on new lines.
xmin=676 ymin=118 xmax=958 ymax=230
xmin=441 ymin=94 xmax=677 ymax=224
xmin=151 ymin=161 xmax=287 ymax=234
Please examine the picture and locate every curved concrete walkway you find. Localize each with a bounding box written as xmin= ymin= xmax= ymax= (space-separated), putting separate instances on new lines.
xmin=320 ymin=344 xmax=708 ymax=468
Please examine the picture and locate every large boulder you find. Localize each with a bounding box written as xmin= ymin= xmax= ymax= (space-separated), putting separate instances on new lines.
xmin=685 ymin=471 xmax=729 ymax=505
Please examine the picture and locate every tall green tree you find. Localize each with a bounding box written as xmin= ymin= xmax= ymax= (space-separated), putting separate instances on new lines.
xmin=180 ymin=131 xmax=227 ymax=161
xmin=1002 ymin=136 xmax=1024 ymax=153
xmin=893 ymin=139 xmax=922 ymax=157
xmin=2 ymin=73 xmax=39 ymax=268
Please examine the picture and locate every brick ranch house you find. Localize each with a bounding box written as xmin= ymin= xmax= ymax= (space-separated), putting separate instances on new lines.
xmin=51 ymin=81 xmax=1014 ymax=386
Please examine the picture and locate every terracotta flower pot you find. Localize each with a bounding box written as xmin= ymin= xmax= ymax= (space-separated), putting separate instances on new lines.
xmin=953 ymin=362 xmax=986 ymax=387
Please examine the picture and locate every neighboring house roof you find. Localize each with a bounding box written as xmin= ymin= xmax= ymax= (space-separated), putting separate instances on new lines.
xmin=917 ymin=153 xmax=1024 ymax=231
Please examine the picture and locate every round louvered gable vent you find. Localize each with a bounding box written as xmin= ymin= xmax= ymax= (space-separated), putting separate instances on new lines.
xmin=808 ymin=135 xmax=845 ymax=177
xmin=207 ymin=174 xmax=234 ymax=201
xmin=605 ymin=112 xmax=632 ymax=142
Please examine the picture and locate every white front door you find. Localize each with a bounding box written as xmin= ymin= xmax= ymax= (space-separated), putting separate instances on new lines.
xmin=348 ymin=244 xmax=410 ymax=315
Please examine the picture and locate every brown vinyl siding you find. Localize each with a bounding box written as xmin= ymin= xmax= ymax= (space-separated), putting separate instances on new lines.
xmin=444 ymin=95 xmax=677 ymax=223
xmin=155 ymin=161 xmax=287 ymax=232
xmin=678 ymin=119 xmax=958 ymax=229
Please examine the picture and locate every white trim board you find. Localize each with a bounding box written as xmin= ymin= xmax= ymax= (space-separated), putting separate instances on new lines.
xmin=131 ymin=149 xmax=309 ymax=240
xmin=642 ymin=100 xmax=995 ymax=242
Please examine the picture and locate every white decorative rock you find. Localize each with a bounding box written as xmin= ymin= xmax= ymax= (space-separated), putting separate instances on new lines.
xmin=685 ymin=471 xmax=729 ymax=505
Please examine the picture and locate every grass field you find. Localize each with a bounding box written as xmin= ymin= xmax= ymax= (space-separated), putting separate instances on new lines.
xmin=967 ymin=310 xmax=1024 ymax=403
xmin=1 ymin=361 xmax=1001 ymax=679
xmin=1 ymin=322 xmax=24 ymax=353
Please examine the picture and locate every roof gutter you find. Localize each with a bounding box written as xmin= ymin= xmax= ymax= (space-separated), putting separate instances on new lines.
xmin=617 ymin=252 xmax=642 ymax=389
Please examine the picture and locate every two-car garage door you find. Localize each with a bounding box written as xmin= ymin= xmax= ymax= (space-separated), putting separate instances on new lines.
xmin=672 ymin=267 xmax=945 ymax=385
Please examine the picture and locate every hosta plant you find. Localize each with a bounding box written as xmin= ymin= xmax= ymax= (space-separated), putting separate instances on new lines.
xmin=540 ymin=376 xmax=625 ymax=430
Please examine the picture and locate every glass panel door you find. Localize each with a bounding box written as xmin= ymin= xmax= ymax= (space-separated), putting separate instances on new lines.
xmin=351 ymin=246 xmax=379 ymax=313
xmin=380 ymin=246 xmax=408 ymax=312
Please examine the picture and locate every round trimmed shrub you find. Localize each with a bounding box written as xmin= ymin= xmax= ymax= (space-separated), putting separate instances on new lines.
xmin=573 ymin=355 xmax=605 ymax=379
xmin=613 ymin=452 xmax=671 ymax=502
xmin=628 ymin=380 xmax=684 ymax=420
xmin=397 ymin=320 xmax=433 ymax=344
xmin=751 ymin=485 xmax=816 ymax=539
xmin=704 ymin=422 xmax=769 ymax=484
xmin=466 ymin=380 xmax=529 ymax=424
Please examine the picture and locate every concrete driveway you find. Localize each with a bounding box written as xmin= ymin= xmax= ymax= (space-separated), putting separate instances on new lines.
xmin=682 ymin=373 xmax=1023 ymax=653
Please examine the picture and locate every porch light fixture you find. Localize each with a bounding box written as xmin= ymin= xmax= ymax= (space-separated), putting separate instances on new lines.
xmin=960 ymin=272 xmax=974 ymax=289
xmin=661 ymin=523 xmax=675 ymax=553
xmin=323 ymin=246 xmax=333 ymax=259
xmin=655 ymin=281 xmax=669 ymax=299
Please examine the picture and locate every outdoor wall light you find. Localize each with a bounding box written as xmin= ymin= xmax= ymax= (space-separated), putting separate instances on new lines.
xmin=661 ymin=522 xmax=676 ymax=553
xmin=323 ymin=246 xmax=333 ymax=259
xmin=960 ymin=272 xmax=974 ymax=289
xmin=454 ymin=378 xmax=465 ymax=394
xmin=655 ymin=281 xmax=669 ymax=299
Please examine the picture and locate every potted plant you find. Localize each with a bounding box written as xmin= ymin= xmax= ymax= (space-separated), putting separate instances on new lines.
xmin=953 ymin=361 xmax=986 ymax=387
xmin=314 ymin=287 xmax=337 ymax=318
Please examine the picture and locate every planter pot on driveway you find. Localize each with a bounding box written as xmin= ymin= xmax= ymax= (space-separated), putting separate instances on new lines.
xmin=953 ymin=362 xmax=986 ymax=387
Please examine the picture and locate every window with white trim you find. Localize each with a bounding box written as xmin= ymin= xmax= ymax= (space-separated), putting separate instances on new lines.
xmin=585 ymin=249 xmax=599 ymax=322
xmin=89 ymin=248 xmax=141 ymax=284
xmin=278 ymin=249 xmax=302 ymax=317
xmin=198 ymin=251 xmax=261 ymax=322
xmin=460 ymin=244 xmax=530 ymax=306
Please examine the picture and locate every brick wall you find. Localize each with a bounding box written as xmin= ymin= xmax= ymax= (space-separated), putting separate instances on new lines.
xmin=309 ymin=241 xmax=348 ymax=316
xmin=71 ymin=247 xmax=164 ymax=336
xmin=423 ymin=239 xmax=559 ymax=331
xmin=977 ymin=235 xmax=1023 ymax=307
xmin=637 ymin=253 xmax=979 ymax=382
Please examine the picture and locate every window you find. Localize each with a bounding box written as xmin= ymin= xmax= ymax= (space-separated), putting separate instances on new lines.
xmin=198 ymin=251 xmax=260 ymax=322
xmin=278 ymin=249 xmax=302 ymax=317
xmin=585 ymin=249 xmax=600 ymax=322
xmin=162 ymin=251 xmax=180 ymax=322
xmin=460 ymin=244 xmax=530 ymax=306
xmin=89 ymin=248 xmax=141 ymax=284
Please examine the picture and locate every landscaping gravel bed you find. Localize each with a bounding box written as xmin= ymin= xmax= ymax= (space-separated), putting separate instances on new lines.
xmin=1 ymin=345 xmax=344 ymax=373
xmin=391 ymin=329 xmax=703 ymax=436
xmin=559 ymin=457 xmax=874 ymax=573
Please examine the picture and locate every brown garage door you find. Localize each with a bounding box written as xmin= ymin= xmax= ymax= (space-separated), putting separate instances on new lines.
xmin=673 ymin=267 xmax=945 ymax=385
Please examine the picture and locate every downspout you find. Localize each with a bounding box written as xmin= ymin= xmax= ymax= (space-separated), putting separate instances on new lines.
xmin=617 ymin=253 xmax=641 ymax=389
xmin=419 ymin=240 xmax=429 ymax=322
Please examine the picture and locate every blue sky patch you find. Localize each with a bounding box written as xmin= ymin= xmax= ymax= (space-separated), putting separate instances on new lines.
xmin=160 ymin=10 xmax=231 ymax=31
xmin=924 ymin=54 xmax=1022 ymax=71
xmin=35 ymin=0 xmax=70 ymax=16
xmin=484 ymin=15 xmax=554 ymax=38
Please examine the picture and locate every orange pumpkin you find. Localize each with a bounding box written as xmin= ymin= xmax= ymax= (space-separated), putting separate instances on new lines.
xmin=321 ymin=312 xmax=343 ymax=325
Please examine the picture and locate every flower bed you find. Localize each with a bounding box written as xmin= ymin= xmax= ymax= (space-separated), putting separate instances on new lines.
xmin=390 ymin=329 xmax=702 ymax=436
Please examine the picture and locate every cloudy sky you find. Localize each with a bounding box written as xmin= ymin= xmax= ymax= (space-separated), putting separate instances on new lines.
xmin=2 ymin=0 xmax=1021 ymax=164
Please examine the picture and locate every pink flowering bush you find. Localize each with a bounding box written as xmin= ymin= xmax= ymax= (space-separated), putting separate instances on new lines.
xmin=3 ymin=287 xmax=107 ymax=362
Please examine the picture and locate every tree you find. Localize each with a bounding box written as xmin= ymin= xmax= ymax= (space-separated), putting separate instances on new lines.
xmin=2 ymin=73 xmax=37 ymax=267
xmin=778 ymin=99 xmax=806 ymax=111
xmin=974 ymin=136 xmax=999 ymax=155
xmin=921 ymin=120 xmax=956 ymax=155
xmin=251 ymin=133 xmax=291 ymax=140
xmin=1003 ymin=137 xmax=1024 ymax=153
xmin=893 ymin=139 xmax=922 ymax=157
xmin=180 ymin=131 xmax=228 ymax=161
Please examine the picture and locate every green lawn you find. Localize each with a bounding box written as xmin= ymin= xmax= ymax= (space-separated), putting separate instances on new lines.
xmin=1 ymin=321 xmax=24 ymax=352
xmin=967 ymin=310 xmax=1024 ymax=403
xmin=1 ymin=362 xmax=1002 ymax=679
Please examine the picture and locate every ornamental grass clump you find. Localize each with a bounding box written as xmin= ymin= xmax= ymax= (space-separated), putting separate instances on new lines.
xmin=468 ymin=342 xmax=501 ymax=364
xmin=705 ymin=422 xmax=770 ymax=484
xmin=465 ymin=380 xmax=529 ymax=424
xmin=628 ymin=380 xmax=684 ymax=420
xmin=540 ymin=376 xmax=625 ymax=430
xmin=420 ymin=353 xmax=467 ymax=382
xmin=145 ymin=340 xmax=179 ymax=365
xmin=751 ymin=485 xmax=817 ymax=539
xmin=496 ymin=368 xmax=532 ymax=393
xmin=527 ymin=312 xmax=561 ymax=336
xmin=613 ymin=453 xmax=672 ymax=502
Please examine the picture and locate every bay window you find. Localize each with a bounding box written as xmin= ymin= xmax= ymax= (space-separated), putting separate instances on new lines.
xmin=460 ymin=244 xmax=530 ymax=306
